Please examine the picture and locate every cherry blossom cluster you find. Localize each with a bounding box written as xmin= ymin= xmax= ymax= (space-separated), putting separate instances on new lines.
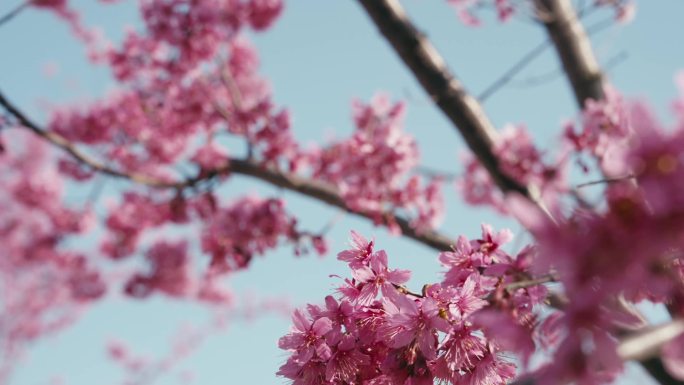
xmin=36 ymin=0 xmax=443 ymax=302
xmin=103 ymin=0 xmax=281 ymax=82
xmin=49 ymin=37 xmax=297 ymax=178
xmin=103 ymin=189 xmax=318 ymax=282
xmin=6 ymin=1 xmax=684 ymax=384
xmin=37 ymin=0 xmax=315 ymax=298
xmin=0 ymin=131 xmax=104 ymax=383
xmin=460 ymin=124 xmax=567 ymax=214
xmin=309 ymin=95 xmax=444 ymax=231
xmin=278 ymin=228 xmax=549 ymax=385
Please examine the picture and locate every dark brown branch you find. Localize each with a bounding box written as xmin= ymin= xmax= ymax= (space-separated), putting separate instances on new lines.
xmin=0 ymin=89 xmax=455 ymax=251
xmin=357 ymin=0 xmax=532 ymax=200
xmin=535 ymin=0 xmax=606 ymax=107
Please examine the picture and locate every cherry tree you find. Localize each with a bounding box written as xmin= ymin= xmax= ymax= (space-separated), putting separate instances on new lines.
xmin=0 ymin=0 xmax=683 ymax=384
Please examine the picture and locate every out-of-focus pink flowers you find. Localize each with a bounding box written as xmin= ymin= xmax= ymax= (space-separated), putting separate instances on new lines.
xmin=460 ymin=125 xmax=566 ymax=214
xmin=0 ymin=132 xmax=103 ymax=382
xmin=310 ymin=95 xmax=444 ymax=232
xmin=201 ymin=196 xmax=305 ymax=271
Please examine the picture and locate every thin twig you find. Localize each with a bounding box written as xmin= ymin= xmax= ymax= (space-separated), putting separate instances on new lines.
xmin=479 ymin=16 xmax=618 ymax=100
xmin=504 ymin=272 xmax=558 ymax=292
xmin=575 ymin=174 xmax=634 ymax=188
xmin=509 ymin=50 xmax=627 ymax=89
xmin=0 ymin=2 xmax=28 ymax=28
xmin=479 ymin=39 xmax=550 ymax=102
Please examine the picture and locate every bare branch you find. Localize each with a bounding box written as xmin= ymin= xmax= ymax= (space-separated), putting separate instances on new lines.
xmin=535 ymin=0 xmax=606 ymax=107
xmin=479 ymin=39 xmax=550 ymax=102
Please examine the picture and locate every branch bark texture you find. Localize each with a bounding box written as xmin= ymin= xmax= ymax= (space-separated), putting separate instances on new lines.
xmin=535 ymin=0 xmax=606 ymax=106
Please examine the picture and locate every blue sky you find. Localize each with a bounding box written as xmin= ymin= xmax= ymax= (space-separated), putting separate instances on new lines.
xmin=1 ymin=1 xmax=683 ymax=384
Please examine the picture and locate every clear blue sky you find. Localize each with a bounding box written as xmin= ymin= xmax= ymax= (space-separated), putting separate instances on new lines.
xmin=1 ymin=1 xmax=683 ymax=384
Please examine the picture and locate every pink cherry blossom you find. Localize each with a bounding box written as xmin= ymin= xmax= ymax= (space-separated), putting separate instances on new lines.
xmin=352 ymin=250 xmax=411 ymax=305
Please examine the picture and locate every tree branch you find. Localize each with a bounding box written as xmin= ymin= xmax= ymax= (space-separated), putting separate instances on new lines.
xmin=535 ymin=0 xmax=606 ymax=107
xmin=357 ymin=0 xmax=533 ymax=200
xmin=0 ymin=89 xmax=455 ymax=251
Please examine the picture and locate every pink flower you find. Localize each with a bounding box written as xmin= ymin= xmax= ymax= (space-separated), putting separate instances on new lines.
xmin=278 ymin=310 xmax=333 ymax=364
xmin=450 ymin=275 xmax=488 ymax=319
xmin=324 ymin=334 xmax=369 ymax=382
xmin=473 ymin=309 xmax=535 ymax=364
xmin=337 ymin=231 xmax=374 ymax=269
xmin=380 ymin=295 xmax=449 ymax=359
xmin=352 ymin=250 xmax=411 ymax=305
xmin=436 ymin=326 xmax=486 ymax=373
xmin=458 ymin=351 xmax=516 ymax=385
